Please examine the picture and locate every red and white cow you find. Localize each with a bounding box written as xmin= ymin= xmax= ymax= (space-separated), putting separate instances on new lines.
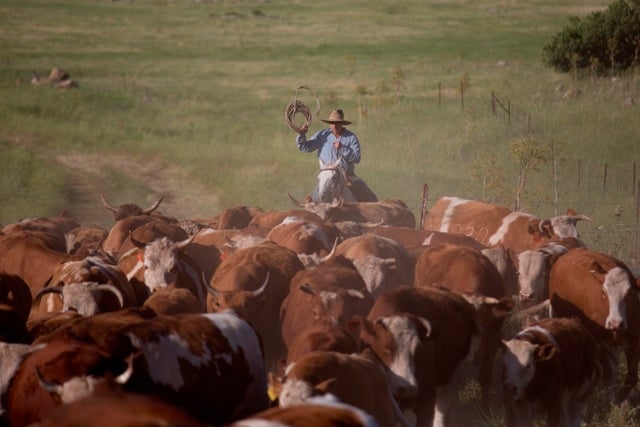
xmin=501 ymin=317 xmax=601 ymax=427
xmin=278 ymin=350 xmax=410 ymax=427
xmin=354 ymin=286 xmax=477 ymax=427
xmin=549 ymin=247 xmax=640 ymax=403
xmin=423 ymin=197 xmax=591 ymax=254
xmin=107 ymin=311 xmax=270 ymax=425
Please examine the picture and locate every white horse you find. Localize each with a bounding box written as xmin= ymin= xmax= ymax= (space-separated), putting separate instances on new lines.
xmin=313 ymin=158 xmax=357 ymax=203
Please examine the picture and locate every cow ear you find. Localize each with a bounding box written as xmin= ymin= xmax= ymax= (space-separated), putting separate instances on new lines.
xmin=416 ymin=317 xmax=432 ymax=338
xmin=315 ymin=378 xmax=337 ymax=395
xmin=535 ymin=343 xmax=556 ymax=361
xmin=589 ymin=261 xmax=608 ymax=278
xmin=539 ymin=219 xmax=554 ymax=238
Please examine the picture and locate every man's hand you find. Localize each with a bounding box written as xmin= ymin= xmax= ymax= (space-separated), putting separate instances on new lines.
xmin=333 ymin=140 xmax=341 ymax=150
xmin=298 ymin=124 xmax=309 ymax=134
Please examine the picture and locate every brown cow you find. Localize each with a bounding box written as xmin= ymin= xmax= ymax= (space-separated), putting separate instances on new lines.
xmin=354 ymin=286 xmax=477 ymax=427
xmin=0 ymin=272 xmax=32 ymax=323
xmin=501 ymin=317 xmax=601 ymax=427
xmin=286 ymin=322 xmax=358 ymax=366
xmin=280 ymin=256 xmax=372 ymax=350
xmin=266 ymin=218 xmax=341 ymax=268
xmin=336 ymin=234 xmax=414 ymax=299
xmin=423 ymin=196 xmax=591 ymax=254
xmin=207 ymin=241 xmax=304 ymax=373
xmin=100 ymin=193 xmax=164 ymax=222
xmin=549 ymin=247 xmax=640 ymax=403
xmin=36 ymin=388 xmax=204 ymax=427
xmin=414 ymin=243 xmax=515 ymax=410
xmin=292 ymin=197 xmax=416 ymax=228
xmin=278 ymin=350 xmax=410 ymax=427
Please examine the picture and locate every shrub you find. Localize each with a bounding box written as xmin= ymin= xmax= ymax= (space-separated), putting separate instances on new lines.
xmin=542 ymin=0 xmax=640 ymax=76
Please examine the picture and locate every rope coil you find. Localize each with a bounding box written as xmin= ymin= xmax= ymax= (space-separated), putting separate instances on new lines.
xmin=285 ymin=85 xmax=320 ymax=133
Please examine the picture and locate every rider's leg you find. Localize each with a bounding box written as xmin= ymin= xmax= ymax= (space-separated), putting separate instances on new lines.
xmin=348 ymin=176 xmax=378 ymax=202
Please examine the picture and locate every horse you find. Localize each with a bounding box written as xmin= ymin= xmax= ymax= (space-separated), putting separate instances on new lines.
xmin=313 ymin=158 xmax=357 ymax=203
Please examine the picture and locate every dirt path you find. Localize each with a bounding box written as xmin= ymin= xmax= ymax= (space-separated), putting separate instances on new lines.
xmin=54 ymin=153 xmax=220 ymax=227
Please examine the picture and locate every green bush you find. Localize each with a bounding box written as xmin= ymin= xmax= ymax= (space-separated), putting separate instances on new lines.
xmin=542 ymin=0 xmax=640 ymax=75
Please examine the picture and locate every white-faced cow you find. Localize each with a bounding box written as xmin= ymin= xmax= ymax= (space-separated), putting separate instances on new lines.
xmin=353 ymin=286 xmax=477 ymax=427
xmin=423 ymin=197 xmax=591 ymax=254
xmin=549 ymin=247 xmax=640 ymax=403
xmin=278 ymin=350 xmax=409 ymax=427
xmin=501 ymin=317 xmax=601 ymax=427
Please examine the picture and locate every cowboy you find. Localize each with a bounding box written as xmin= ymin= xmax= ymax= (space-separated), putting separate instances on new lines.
xmin=296 ymin=109 xmax=378 ymax=203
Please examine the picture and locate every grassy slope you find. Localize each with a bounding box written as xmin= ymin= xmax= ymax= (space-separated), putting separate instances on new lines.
xmin=1 ymin=0 xmax=639 ymax=261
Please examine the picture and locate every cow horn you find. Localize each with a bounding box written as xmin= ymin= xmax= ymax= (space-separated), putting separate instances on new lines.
xmin=319 ymin=238 xmax=339 ymax=263
xmin=299 ymin=283 xmax=316 ymax=296
xmin=115 ymin=354 xmax=135 ymax=385
xmin=248 ymin=272 xmax=270 ymax=297
xmin=573 ymin=214 xmax=592 ymax=222
xmin=33 ymin=286 xmax=64 ymax=303
xmin=100 ymin=193 xmax=119 ymax=213
xmin=95 ymin=284 xmax=124 ymax=308
xmin=142 ymin=196 xmax=164 ymax=215
xmin=360 ymin=219 xmax=385 ymax=228
xmin=288 ymin=192 xmax=306 ymax=208
xmin=206 ymin=282 xmax=222 ymax=297
xmin=35 ymin=366 xmax=63 ymax=395
xmin=128 ymin=231 xmax=147 ymax=249
xmin=175 ymin=233 xmax=196 ymax=251
xmin=346 ymin=289 xmax=365 ymax=299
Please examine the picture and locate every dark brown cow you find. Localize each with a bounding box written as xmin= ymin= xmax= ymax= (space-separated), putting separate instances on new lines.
xmin=280 ymin=256 xmax=372 ymax=350
xmin=293 ymin=197 xmax=416 ymax=228
xmin=549 ymin=247 xmax=640 ymax=403
xmin=207 ymin=241 xmax=304 ymax=373
xmin=354 ymin=286 xmax=477 ymax=427
xmin=100 ymin=193 xmax=164 ymax=222
xmin=413 ymin=243 xmax=515 ymax=409
xmin=0 ymin=272 xmax=32 ymax=323
xmin=64 ymin=224 xmax=109 ymax=257
xmin=501 ymin=317 xmax=601 ymax=427
xmin=104 ymin=312 xmax=270 ymax=425
xmin=278 ymin=350 xmax=409 ymax=427
xmin=286 ymin=322 xmax=358 ymax=366
xmin=36 ymin=389 xmax=204 ymax=427
xmin=2 ymin=213 xmax=80 ymax=250
xmin=142 ymin=287 xmax=203 ymax=315
xmin=423 ymin=196 xmax=591 ymax=254
xmin=231 ymin=395 xmax=378 ymax=427
xmin=215 ymin=205 xmax=265 ymax=230
xmin=335 ymin=234 xmax=414 ymax=299
xmin=0 ymin=304 xmax=31 ymax=344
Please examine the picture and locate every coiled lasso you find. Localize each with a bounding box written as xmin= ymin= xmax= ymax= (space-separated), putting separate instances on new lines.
xmin=284 ymin=85 xmax=320 ymax=133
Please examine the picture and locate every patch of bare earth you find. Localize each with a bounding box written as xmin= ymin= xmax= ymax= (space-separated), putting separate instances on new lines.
xmin=54 ymin=153 xmax=220 ymax=226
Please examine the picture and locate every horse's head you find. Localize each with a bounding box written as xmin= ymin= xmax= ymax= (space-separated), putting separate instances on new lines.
xmin=315 ymin=159 xmax=356 ymax=203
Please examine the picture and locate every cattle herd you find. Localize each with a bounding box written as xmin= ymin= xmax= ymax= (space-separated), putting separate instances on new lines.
xmin=0 ymin=193 xmax=638 ymax=427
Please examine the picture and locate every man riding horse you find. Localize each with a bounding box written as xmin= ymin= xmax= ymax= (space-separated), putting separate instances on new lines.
xmin=296 ymin=109 xmax=378 ymax=203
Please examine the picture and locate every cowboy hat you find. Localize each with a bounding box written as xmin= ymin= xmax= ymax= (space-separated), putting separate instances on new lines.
xmin=321 ymin=109 xmax=352 ymax=125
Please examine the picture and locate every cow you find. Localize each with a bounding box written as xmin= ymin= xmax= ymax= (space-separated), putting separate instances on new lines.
xmin=35 ymin=388 xmax=204 ymax=427
xmin=516 ymin=237 xmax=584 ymax=304
xmin=353 ymin=286 xmax=477 ymax=427
xmin=0 ymin=272 xmax=32 ymax=323
xmin=0 ymin=304 xmax=31 ymax=344
xmin=5 ymin=337 xmax=130 ymax=427
xmin=277 ymin=350 xmax=409 ymax=427
xmin=231 ymin=395 xmax=379 ymax=427
xmin=100 ymin=193 xmax=165 ymax=222
xmin=422 ymin=196 xmax=591 ymax=254
xmin=103 ymin=311 xmax=270 ymax=425
xmin=248 ymin=208 xmax=326 ymax=230
xmin=286 ymin=322 xmax=358 ymax=366
xmin=32 ymin=255 xmax=137 ymax=316
xmin=2 ymin=213 xmax=80 ymax=249
xmin=64 ymin=224 xmax=109 ymax=257
xmin=142 ymin=287 xmax=203 ymax=315
xmin=335 ymin=234 xmax=415 ymax=299
xmin=280 ymin=256 xmax=373 ymax=350
xmin=207 ymin=241 xmax=304 ymax=373
xmin=548 ymin=247 xmax=640 ymax=403
xmin=129 ymin=234 xmax=208 ymax=310
xmin=0 ymin=343 xmax=44 ymax=419
xmin=291 ymin=196 xmax=416 ymax=228
xmin=501 ymin=317 xmax=602 ymax=427
xmin=0 ymin=231 xmax=75 ymax=297
xmin=413 ymin=243 xmax=515 ymax=410
xmin=215 ymin=205 xmax=265 ymax=230
xmin=266 ymin=217 xmax=341 ymax=268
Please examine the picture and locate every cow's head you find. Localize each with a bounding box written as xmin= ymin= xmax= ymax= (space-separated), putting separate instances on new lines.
xmin=517 ymin=250 xmax=552 ymax=304
xmin=131 ymin=235 xmax=194 ymax=293
xmin=207 ymin=273 xmax=270 ymax=318
xmin=591 ymin=264 xmax=633 ymax=330
xmin=299 ymin=284 xmax=368 ymax=326
xmin=101 ymin=193 xmax=164 ymax=222
xmin=354 ymin=314 xmax=431 ymax=399
xmin=501 ymin=336 xmax=556 ymax=401
xmin=550 ymin=209 xmax=592 ymax=239
xmin=34 ymin=282 xmax=124 ymax=317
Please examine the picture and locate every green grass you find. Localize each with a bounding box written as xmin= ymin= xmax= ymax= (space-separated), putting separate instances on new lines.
xmin=1 ymin=0 xmax=640 ymax=265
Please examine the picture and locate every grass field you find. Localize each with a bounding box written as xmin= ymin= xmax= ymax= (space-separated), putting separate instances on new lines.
xmin=1 ymin=0 xmax=639 ymax=265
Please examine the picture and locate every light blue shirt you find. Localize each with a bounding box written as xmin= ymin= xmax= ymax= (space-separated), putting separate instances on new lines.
xmin=296 ymin=128 xmax=361 ymax=174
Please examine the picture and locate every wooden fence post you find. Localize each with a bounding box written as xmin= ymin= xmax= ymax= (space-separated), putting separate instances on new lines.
xmin=636 ymin=180 xmax=640 ymax=264
xmin=419 ymin=183 xmax=429 ymax=230
xmin=603 ymin=163 xmax=608 ymax=195
xmin=438 ymin=82 xmax=442 ymax=106
xmin=491 ymin=91 xmax=496 ymax=114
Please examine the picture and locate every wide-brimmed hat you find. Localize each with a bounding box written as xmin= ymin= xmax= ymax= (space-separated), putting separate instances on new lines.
xmin=321 ymin=109 xmax=352 ymax=125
